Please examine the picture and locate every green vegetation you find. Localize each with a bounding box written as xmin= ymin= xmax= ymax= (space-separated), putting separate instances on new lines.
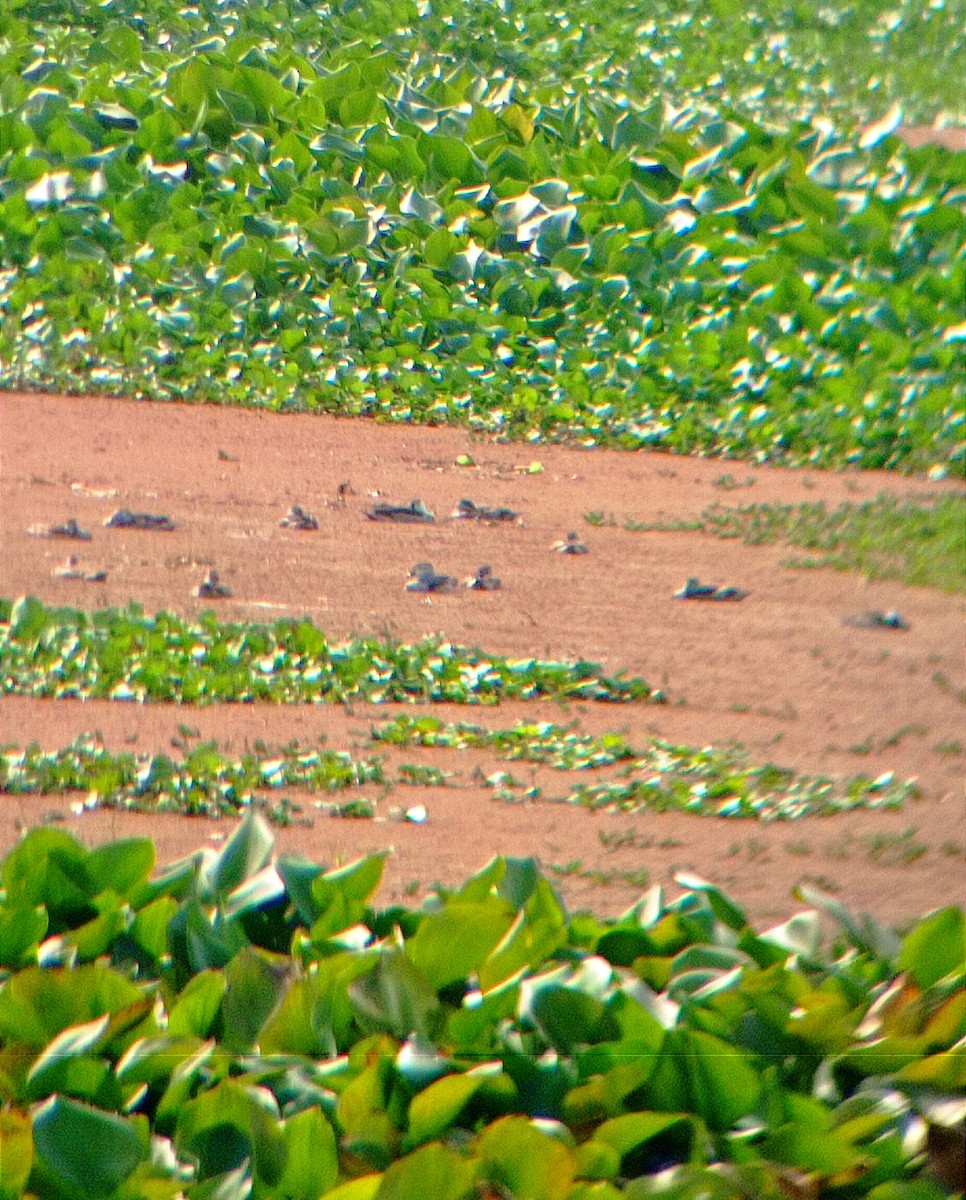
xmin=372 ymin=716 xmax=917 ymax=818
xmin=1 ymin=721 xmax=918 ymax=824
xmin=1 ymin=0 xmax=964 ymax=471
xmin=0 ymin=596 xmax=654 ymax=705
xmin=0 ymin=815 xmax=962 ymax=1199
xmin=614 ymin=493 xmax=966 ymax=591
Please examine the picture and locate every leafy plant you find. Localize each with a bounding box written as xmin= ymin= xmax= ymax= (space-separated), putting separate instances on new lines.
xmin=0 ymin=1 xmax=962 ymax=472
xmin=0 ymin=817 xmax=962 ymax=1197
xmin=0 ymin=597 xmax=654 ymax=705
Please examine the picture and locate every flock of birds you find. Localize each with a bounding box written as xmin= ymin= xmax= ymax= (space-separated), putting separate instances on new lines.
xmin=27 ymin=495 xmax=909 ymax=629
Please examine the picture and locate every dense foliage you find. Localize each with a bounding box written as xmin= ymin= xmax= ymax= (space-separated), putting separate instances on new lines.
xmin=0 ymin=815 xmax=962 ymax=1199
xmin=0 ymin=596 xmax=654 ymax=705
xmin=1 ymin=0 xmax=964 ymax=470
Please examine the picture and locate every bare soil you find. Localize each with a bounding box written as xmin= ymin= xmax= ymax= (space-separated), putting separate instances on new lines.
xmin=1 ymin=390 xmax=963 ymax=928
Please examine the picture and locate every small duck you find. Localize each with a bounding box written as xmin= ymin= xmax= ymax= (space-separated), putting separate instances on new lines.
xmin=463 ymin=565 xmax=502 ymax=591
xmin=674 ymin=577 xmax=718 ymax=600
xmin=406 ymin=562 xmax=457 ymax=593
xmin=193 ymin=569 xmax=232 ymax=599
xmin=366 ymin=498 xmax=435 ymax=523
xmin=843 ymin=609 xmax=909 ymax=630
xmin=104 ymin=508 xmax=175 ymax=531
xmin=452 ymin=498 xmax=521 ymax=523
xmin=53 ymin=555 xmax=107 ymax=583
xmin=28 ymin=517 xmax=93 ymax=540
xmin=280 ymin=503 xmax=319 ymax=530
xmin=550 ymin=531 xmax=588 ymax=555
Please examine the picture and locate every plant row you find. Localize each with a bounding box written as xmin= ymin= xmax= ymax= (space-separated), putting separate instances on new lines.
xmin=0 ymin=2 xmax=963 ymax=471
xmin=0 ymin=815 xmax=962 ymax=1199
xmin=0 ymin=723 xmax=918 ymax=825
xmin=0 ymin=596 xmax=654 ymax=705
xmin=372 ymin=716 xmax=918 ymax=819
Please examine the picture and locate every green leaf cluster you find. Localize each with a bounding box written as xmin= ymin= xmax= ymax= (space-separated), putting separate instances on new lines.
xmin=0 ymin=597 xmax=652 ymax=705
xmin=0 ymin=0 xmax=963 ymax=471
xmin=0 ymin=816 xmax=962 ymax=1198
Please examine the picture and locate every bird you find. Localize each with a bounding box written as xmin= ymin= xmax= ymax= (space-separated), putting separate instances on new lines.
xmin=104 ymin=508 xmax=175 ymax=531
xmin=843 ymin=609 xmax=909 ymax=630
xmin=53 ymin=555 xmax=106 ymax=582
xmin=193 ymin=569 xmax=232 ymax=599
xmin=550 ymin=531 xmax=588 ymax=554
xmin=463 ymin=565 xmax=502 ymax=591
xmin=674 ymin=577 xmax=719 ymax=600
xmin=452 ymin=498 xmax=521 ymax=523
xmin=28 ymin=517 xmax=93 ymax=540
xmin=366 ymin=498 xmax=435 ymax=523
xmin=406 ymin=562 xmax=457 ymax=593
xmin=280 ymin=503 xmax=319 ymax=530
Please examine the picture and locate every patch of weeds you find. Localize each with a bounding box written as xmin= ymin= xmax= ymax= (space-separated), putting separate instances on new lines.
xmin=865 ymin=828 xmax=927 ymax=865
xmin=584 ymin=511 xmax=615 ymax=527
xmin=398 ymin=763 xmax=450 ymax=786
xmin=784 ymin=841 xmax=813 ymax=856
xmin=933 ymin=740 xmax=964 ymax=756
xmin=801 ymin=874 xmax=843 ymax=893
xmin=713 ymin=474 xmax=756 ymax=490
xmin=941 ymin=841 xmax=965 ymax=857
xmin=849 ymin=738 xmax=874 ymax=756
xmin=403 ymin=878 xmax=421 ymax=897
xmin=880 ymin=724 xmax=927 ymax=749
xmin=619 ymin=495 xmax=965 ymax=591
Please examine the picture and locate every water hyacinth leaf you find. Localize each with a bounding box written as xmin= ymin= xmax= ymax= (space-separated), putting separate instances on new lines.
xmin=375 ymin=1140 xmax=475 ymax=1200
xmin=1 ymin=827 xmax=94 ymax=922
xmin=84 ymin=838 xmax=156 ymax=899
xmin=0 ymin=903 xmax=48 ymax=969
xmin=166 ymin=968 xmax=227 ymax=1038
xmin=276 ymin=1105 xmax=339 ymax=1200
xmin=0 ymin=1109 xmax=33 ymax=1199
xmin=32 ymin=1096 xmax=149 ymax=1197
xmin=221 ymin=946 xmax=289 ymax=1050
xmin=406 ymin=900 xmax=517 ymax=990
xmin=199 ymin=812 xmax=275 ymax=902
xmin=476 ymin=1116 xmax=576 ymax=1200
xmin=897 ymin=908 xmax=966 ymax=989
xmin=350 ymin=947 xmax=443 ymax=1040
xmin=176 ymin=1079 xmax=285 ymax=1185
xmin=404 ymin=1072 xmax=483 ymax=1149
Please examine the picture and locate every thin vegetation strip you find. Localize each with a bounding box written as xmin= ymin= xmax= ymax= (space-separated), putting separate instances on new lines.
xmin=0 ymin=815 xmax=962 ymax=1199
xmin=1 ymin=724 xmax=916 ymax=824
xmin=600 ymin=493 xmax=966 ymax=592
xmin=0 ymin=596 xmax=654 ymax=705
xmin=1 ymin=2 xmax=964 ymax=472
xmin=372 ymin=716 xmax=918 ymax=819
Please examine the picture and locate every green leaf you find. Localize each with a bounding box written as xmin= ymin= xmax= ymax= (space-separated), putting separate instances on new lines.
xmin=198 ymin=812 xmax=275 ymax=901
xmin=404 ymin=1073 xmax=482 ymax=1149
xmin=476 ymin=1116 xmax=576 ymax=1200
xmin=221 ymin=946 xmax=287 ymax=1050
xmin=276 ymin=1106 xmax=339 ymax=1200
xmin=0 ymin=1109 xmax=33 ymax=1200
xmin=0 ymin=902 xmax=47 ymax=969
xmin=375 ymin=1141 xmax=474 ymax=1200
xmin=898 ymin=908 xmax=965 ymax=987
xmin=406 ymin=900 xmax=516 ymax=990
xmin=32 ymin=1096 xmax=148 ymax=1197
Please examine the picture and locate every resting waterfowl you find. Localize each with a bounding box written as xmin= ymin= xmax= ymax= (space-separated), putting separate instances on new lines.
xmin=104 ymin=508 xmax=175 ymax=531
xmin=53 ymin=555 xmax=107 ymax=583
xmin=843 ymin=609 xmax=909 ymax=630
xmin=280 ymin=503 xmax=319 ymax=530
xmin=452 ymin=498 xmax=521 ymax=523
xmin=550 ymin=531 xmax=588 ymax=554
xmin=28 ymin=517 xmax=93 ymax=540
xmin=463 ymin=565 xmax=502 ymax=591
xmin=406 ymin=562 xmax=457 ymax=593
xmin=366 ymin=498 xmax=435 ymax=523
xmin=193 ymin=569 xmax=232 ymax=599
xmin=674 ymin=577 xmax=717 ymax=600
